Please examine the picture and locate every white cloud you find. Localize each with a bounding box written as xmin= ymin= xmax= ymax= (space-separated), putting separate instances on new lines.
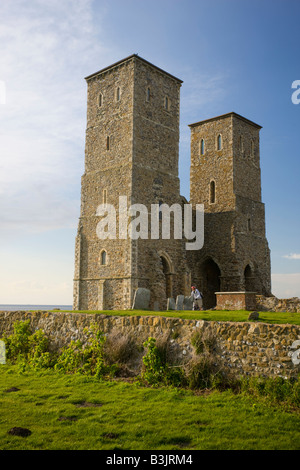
xmin=283 ymin=253 xmax=300 ymax=260
xmin=0 ymin=0 xmax=113 ymax=236
xmin=271 ymin=273 xmax=300 ymax=299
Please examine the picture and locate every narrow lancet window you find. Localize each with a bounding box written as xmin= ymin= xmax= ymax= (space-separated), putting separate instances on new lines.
xmin=100 ymin=250 xmax=107 ymax=265
xmin=210 ymin=180 xmax=216 ymax=204
xmin=200 ymin=139 xmax=205 ymax=155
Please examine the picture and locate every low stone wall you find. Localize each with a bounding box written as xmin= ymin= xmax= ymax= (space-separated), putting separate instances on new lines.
xmin=0 ymin=310 xmax=300 ymax=379
xmin=256 ymin=295 xmax=300 ymax=313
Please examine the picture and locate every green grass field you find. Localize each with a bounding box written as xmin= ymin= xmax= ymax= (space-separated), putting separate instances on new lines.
xmin=67 ymin=309 xmax=300 ymax=325
xmin=0 ymin=365 xmax=299 ymax=450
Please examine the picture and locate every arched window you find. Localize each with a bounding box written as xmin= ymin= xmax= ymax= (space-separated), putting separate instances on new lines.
xmin=116 ymin=87 xmax=121 ymax=101
xmin=146 ymin=87 xmax=151 ymax=102
xmin=210 ymin=180 xmax=216 ymax=204
xmin=244 ymin=264 xmax=255 ymax=291
xmin=217 ymin=134 xmax=222 ymax=150
xmin=98 ymin=92 xmax=103 ymax=107
xmin=106 ymin=136 xmax=110 ymax=150
xmin=159 ymin=252 xmax=173 ymax=299
xmin=100 ymin=250 xmax=107 ymax=266
xmin=200 ymin=139 xmax=205 ymax=155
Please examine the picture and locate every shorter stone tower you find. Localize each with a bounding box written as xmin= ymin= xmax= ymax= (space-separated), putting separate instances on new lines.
xmin=189 ymin=112 xmax=271 ymax=308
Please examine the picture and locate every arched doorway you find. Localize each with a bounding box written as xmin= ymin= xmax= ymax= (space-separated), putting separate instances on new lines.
xmin=203 ymin=258 xmax=221 ymax=309
xmin=244 ymin=264 xmax=256 ymax=292
xmin=160 ymin=254 xmax=173 ymax=299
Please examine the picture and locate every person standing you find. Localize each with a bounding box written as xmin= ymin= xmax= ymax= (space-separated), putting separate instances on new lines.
xmin=191 ymin=286 xmax=203 ymax=310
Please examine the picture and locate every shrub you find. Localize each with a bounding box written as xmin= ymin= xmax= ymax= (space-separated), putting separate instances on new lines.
xmin=141 ymin=337 xmax=166 ymax=385
xmin=2 ymin=320 xmax=52 ymax=370
xmin=190 ymin=328 xmax=217 ymax=355
xmin=141 ymin=337 xmax=186 ymax=387
xmin=240 ymin=375 xmax=300 ymax=407
xmin=54 ymin=323 xmax=117 ymax=378
xmin=103 ymin=329 xmax=138 ymax=365
xmin=188 ymin=328 xmax=239 ymax=391
xmin=184 ymin=355 xmax=217 ymax=390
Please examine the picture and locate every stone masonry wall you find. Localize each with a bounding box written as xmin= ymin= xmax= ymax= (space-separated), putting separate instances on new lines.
xmin=1 ymin=311 xmax=299 ymax=379
xmin=188 ymin=112 xmax=271 ymax=300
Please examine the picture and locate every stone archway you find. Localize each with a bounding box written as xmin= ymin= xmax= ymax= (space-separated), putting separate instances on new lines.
xmin=203 ymin=258 xmax=221 ymax=309
xmin=159 ymin=252 xmax=173 ymax=299
xmin=244 ymin=264 xmax=256 ymax=292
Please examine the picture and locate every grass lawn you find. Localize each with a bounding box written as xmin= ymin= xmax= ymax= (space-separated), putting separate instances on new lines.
xmin=0 ymin=365 xmax=299 ymax=451
xmin=66 ymin=309 xmax=300 ymax=326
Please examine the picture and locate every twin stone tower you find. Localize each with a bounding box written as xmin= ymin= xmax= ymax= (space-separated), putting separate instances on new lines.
xmin=73 ymin=54 xmax=271 ymax=311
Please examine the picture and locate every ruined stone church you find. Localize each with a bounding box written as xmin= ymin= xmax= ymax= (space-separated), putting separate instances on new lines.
xmin=73 ymin=54 xmax=271 ymax=311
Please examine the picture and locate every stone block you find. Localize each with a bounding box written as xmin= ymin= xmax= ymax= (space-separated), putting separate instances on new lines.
xmin=132 ymin=288 xmax=151 ymax=310
xmin=176 ymin=295 xmax=184 ymax=310
xmin=248 ymin=311 xmax=259 ymax=321
xmin=167 ymin=298 xmax=176 ymax=310
xmin=183 ymin=296 xmax=193 ymax=310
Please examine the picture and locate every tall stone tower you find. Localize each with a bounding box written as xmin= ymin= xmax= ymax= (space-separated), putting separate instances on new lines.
xmin=73 ymin=55 xmax=188 ymax=310
xmin=189 ymin=112 xmax=271 ymax=308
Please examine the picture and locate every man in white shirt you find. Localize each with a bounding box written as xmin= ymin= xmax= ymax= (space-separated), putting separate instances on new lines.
xmin=191 ymin=286 xmax=203 ymax=311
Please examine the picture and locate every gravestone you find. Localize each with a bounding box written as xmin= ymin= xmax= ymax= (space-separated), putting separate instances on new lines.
xmin=167 ymin=298 xmax=176 ymax=310
xmin=183 ymin=296 xmax=193 ymax=310
xmin=132 ymin=288 xmax=151 ymax=310
xmin=176 ymin=295 xmax=184 ymax=310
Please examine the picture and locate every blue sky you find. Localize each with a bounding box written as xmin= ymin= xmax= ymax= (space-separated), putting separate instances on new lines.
xmin=0 ymin=0 xmax=299 ymax=304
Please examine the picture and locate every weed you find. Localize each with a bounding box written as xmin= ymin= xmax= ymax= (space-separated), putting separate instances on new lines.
xmin=103 ymin=329 xmax=138 ymax=365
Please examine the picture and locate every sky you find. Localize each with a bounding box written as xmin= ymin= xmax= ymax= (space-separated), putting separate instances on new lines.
xmin=0 ymin=0 xmax=299 ymax=304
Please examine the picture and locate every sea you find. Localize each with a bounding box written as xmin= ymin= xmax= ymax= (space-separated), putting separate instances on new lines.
xmin=0 ymin=305 xmax=72 ymax=311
